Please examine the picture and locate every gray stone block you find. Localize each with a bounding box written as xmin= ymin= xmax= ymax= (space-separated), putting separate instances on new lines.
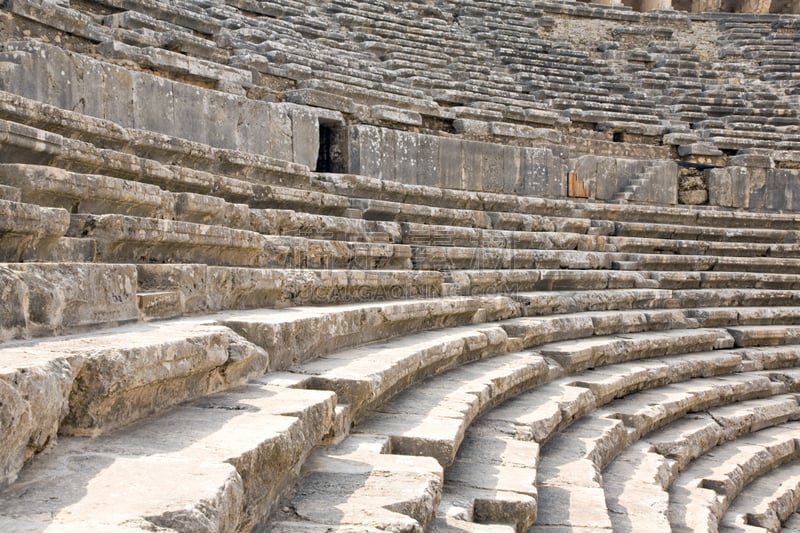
xmin=416 ymin=134 xmax=441 ymax=187
xmin=521 ymin=147 xmax=567 ymax=197
xmin=284 ymin=104 xmax=320 ymax=169
xmin=439 ymin=136 xmax=465 ymax=190
xmin=395 ymin=130 xmax=419 ymax=184
xmin=709 ymin=167 xmax=750 ymax=208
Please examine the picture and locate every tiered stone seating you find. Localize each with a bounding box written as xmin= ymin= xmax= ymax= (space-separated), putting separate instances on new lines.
xmin=1 ymin=0 xmax=800 ymax=532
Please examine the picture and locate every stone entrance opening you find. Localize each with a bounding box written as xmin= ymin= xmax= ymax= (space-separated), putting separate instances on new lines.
xmin=315 ymin=120 xmax=347 ymax=173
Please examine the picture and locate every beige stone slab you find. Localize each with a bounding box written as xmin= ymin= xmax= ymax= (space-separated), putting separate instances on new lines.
xmin=721 ymin=460 xmax=800 ymax=532
xmin=441 ymin=484 xmax=537 ymax=532
xmin=740 ymin=345 xmax=800 ymax=371
xmin=0 ymin=320 xmax=268 ymax=487
xmin=0 ymin=199 xmax=70 ymax=262
xmin=670 ymin=425 xmax=800 ymax=530
xmin=535 ymin=485 xmax=614 ymax=529
xmin=290 ymin=450 xmax=443 ymax=531
xmin=349 ymin=351 xmax=550 ymax=465
xmin=1 ymin=262 xmax=139 ymax=341
xmin=0 ymin=164 xmax=171 ymax=218
xmin=709 ymin=394 xmax=800 ymax=435
xmin=729 ymin=325 xmax=800 ymax=348
xmin=0 ymin=384 xmax=335 ymax=531
xmin=537 ymin=416 xmax=628 ymax=486
xmin=430 ymin=514 xmax=517 ymax=532
xmin=647 ymin=414 xmax=724 ymax=472
xmin=514 ymin=288 xmax=675 ymax=317
xmin=603 ymin=441 xmax=672 ymax=533
xmin=483 ymin=381 xmax=597 ymax=443
xmin=218 ymin=296 xmax=517 ymax=370
xmin=454 ymin=431 xmax=540 ymax=470
xmin=294 ymin=325 xmax=508 ymax=420
xmin=538 ymin=328 xmax=733 ymax=372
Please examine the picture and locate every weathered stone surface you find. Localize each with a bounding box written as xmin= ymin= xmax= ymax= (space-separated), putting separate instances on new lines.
xmin=0 ymin=199 xmax=70 ymax=262
xmin=285 ymin=325 xmax=511 ymax=425
xmin=282 ymin=447 xmax=443 ymax=532
xmin=0 ymin=262 xmax=138 ymax=341
xmin=0 ymin=384 xmax=336 ymax=531
xmin=0 ymin=320 xmax=269 ymax=485
xmin=219 ymin=296 xmax=518 ymax=370
xmin=670 ymin=425 xmax=800 ymax=531
xmin=357 ymin=350 xmax=549 ymax=466
xmin=0 ymin=164 xmax=171 ymax=217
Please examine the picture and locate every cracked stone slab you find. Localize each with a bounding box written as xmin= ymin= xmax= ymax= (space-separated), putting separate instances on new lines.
xmin=0 ymin=384 xmax=336 ymax=531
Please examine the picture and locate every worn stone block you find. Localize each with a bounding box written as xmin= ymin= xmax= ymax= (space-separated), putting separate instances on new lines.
xmin=394 ymin=130 xmax=419 ymax=184
xmin=416 ymin=134 xmax=440 ymax=187
xmin=439 ymin=136 xmax=465 ymax=190
xmin=709 ymin=167 xmax=750 ymax=208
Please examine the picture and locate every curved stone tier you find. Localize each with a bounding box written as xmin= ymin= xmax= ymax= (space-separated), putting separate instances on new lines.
xmin=1 ymin=1 xmax=800 ymax=532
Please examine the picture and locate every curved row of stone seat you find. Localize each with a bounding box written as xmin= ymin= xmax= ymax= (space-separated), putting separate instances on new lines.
xmin=4 ymin=86 xmax=800 ymax=251
xmin=572 ymin=395 xmax=800 ymax=532
xmin=721 ymin=457 xmax=800 ymax=532
xmin=460 ymin=347 xmax=800 ymax=530
xmin=0 ymin=294 xmax=518 ymax=502
xmin=606 ymin=382 xmax=800 ymax=530
xmin=4 ymin=283 xmax=800 ymax=530
xmin=669 ymin=422 xmax=800 ymax=531
xmin=0 ymin=379 xmax=338 ymax=533
xmin=267 ymin=301 xmax=800 ymax=531
xmin=9 ymin=0 xmax=798 ymax=157
xmin=7 ymin=109 xmax=794 ymax=296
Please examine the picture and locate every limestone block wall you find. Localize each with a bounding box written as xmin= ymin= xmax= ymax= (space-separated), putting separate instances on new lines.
xmin=570 ymin=155 xmax=678 ymax=204
xmin=0 ymin=42 xmax=326 ymax=169
xmin=346 ymin=125 xmax=569 ymax=197
xmin=710 ymin=165 xmax=800 ymax=210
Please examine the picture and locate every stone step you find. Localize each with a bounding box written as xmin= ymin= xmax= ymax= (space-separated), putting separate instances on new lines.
xmin=536 ymin=416 xmax=623 ymax=530
xmin=0 ymin=295 xmax=518 ymax=483
xmin=0 ymin=90 xmax=313 ymax=191
xmin=399 ymin=221 xmax=610 ymax=251
xmin=0 ymin=382 xmax=336 ymax=531
xmin=431 ymin=513 xmax=517 ymax=532
xmin=457 ymin=354 xmax=800 ymax=532
xmin=606 ymin=400 xmax=800 ymax=533
xmin=0 ymin=262 xmax=447 ymax=342
xmin=729 ymin=325 xmax=800 ymax=347
xmin=669 ymin=423 xmax=800 ymax=532
xmin=0 ymin=198 xmax=70 ymax=262
xmin=355 ymin=350 xmax=555 ymax=467
xmin=411 ymin=245 xmax=613 ymax=271
xmin=513 ymin=288 xmax=800 ymax=318
xmin=615 ymin=252 xmax=800 ymax=274
xmin=0 ymin=320 xmax=269 ymax=486
xmin=0 ymin=164 xmax=171 ymax=219
xmin=185 ymin=266 xmax=443 ymax=310
xmin=537 ymin=382 xmax=800 ymax=531
xmin=448 ymin=269 xmax=655 ymax=296
xmin=136 ymin=289 xmax=183 ymax=320
xmin=269 ymin=324 xmax=511 ymax=432
xmin=216 ymin=296 xmax=519 ymax=372
xmin=268 ymin=438 xmax=443 ymax=532
xmin=597 ymin=373 xmax=792 ymax=440
xmin=535 ymin=328 xmax=734 ymax=373
xmin=67 ymin=213 xmax=412 ymax=269
xmin=647 ymin=271 xmax=800 ymax=290
xmin=611 ymin=235 xmax=800 ymax=258
xmin=440 ymin=430 xmax=540 ymax=531
xmin=721 ymin=459 xmax=800 ymax=532
xmin=319 ymin=173 xmax=800 ymax=233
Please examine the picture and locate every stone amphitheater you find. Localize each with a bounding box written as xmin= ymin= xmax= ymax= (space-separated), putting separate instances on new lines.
xmin=3 ymin=0 xmax=800 ymax=531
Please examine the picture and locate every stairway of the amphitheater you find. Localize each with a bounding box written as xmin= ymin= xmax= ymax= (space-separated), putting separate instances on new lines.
xmin=4 ymin=285 xmax=800 ymax=531
xmin=5 ymin=0 xmax=800 ymax=148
